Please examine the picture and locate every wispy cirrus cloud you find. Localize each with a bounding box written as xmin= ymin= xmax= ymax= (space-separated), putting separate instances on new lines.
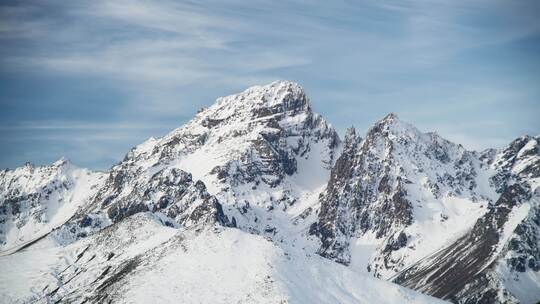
xmin=0 ymin=120 xmax=172 ymax=130
xmin=0 ymin=0 xmax=539 ymax=169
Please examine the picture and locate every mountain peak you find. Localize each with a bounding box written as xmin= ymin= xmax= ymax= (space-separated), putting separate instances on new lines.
xmin=366 ymin=113 xmax=418 ymax=140
xmin=261 ymin=79 xmax=303 ymax=92
xmin=344 ymin=126 xmax=359 ymax=147
xmin=267 ymin=79 xmax=303 ymax=90
xmin=213 ymin=80 xmax=309 ymax=113
xmin=53 ymin=156 xmax=70 ymax=167
xmin=345 ymin=126 xmax=356 ymax=139
xmin=382 ymin=112 xmax=399 ymax=122
xmin=241 ymin=80 xmax=303 ymax=95
xmin=377 ymin=113 xmax=409 ymax=130
xmin=189 ymin=80 xmax=312 ymax=131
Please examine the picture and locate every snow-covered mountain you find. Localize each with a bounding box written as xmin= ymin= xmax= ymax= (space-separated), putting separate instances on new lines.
xmin=0 ymin=81 xmax=538 ymax=304
xmin=394 ymin=135 xmax=540 ymax=303
xmin=308 ymin=113 xmax=539 ymax=303
xmin=310 ymin=114 xmax=496 ymax=275
xmin=0 ymin=158 xmax=105 ymax=252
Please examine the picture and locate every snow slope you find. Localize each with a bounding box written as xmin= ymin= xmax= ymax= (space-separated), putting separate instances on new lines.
xmin=0 ymin=237 xmax=62 ymax=302
xmin=0 ymin=212 xmax=447 ymax=304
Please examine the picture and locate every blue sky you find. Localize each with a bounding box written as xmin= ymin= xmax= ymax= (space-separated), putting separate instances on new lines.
xmin=1 ymin=0 xmax=539 ymax=170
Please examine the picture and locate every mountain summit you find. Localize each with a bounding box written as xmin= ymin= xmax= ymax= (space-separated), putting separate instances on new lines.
xmin=0 ymin=81 xmax=538 ymax=304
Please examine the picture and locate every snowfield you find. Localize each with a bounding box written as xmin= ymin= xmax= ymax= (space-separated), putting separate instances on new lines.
xmin=1 ymin=213 xmax=447 ymax=304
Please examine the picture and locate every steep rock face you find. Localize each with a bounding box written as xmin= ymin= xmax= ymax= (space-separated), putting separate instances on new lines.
xmin=96 ymin=167 xmax=229 ymax=226
xmin=482 ymin=135 xmax=540 ymax=193
xmin=311 ymin=114 xmax=493 ymax=279
xmin=52 ymin=167 xmax=231 ymax=245
xmin=394 ymin=135 xmax=540 ymax=303
xmin=0 ymin=159 xmax=104 ymax=251
xmin=308 ymin=126 xmax=368 ymax=264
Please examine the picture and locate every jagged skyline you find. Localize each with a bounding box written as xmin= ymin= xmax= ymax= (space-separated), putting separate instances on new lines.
xmin=2 ymin=80 xmax=538 ymax=303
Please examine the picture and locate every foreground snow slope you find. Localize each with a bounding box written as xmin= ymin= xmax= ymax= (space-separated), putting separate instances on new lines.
xmin=0 ymin=213 xmax=447 ymax=304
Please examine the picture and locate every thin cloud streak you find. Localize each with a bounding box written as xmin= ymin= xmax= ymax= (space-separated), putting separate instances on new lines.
xmin=0 ymin=121 xmax=174 ymax=131
xmin=0 ymin=0 xmax=539 ymax=168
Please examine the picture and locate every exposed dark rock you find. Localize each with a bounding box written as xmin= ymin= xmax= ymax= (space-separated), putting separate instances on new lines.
xmin=384 ymin=232 xmax=408 ymax=252
xmin=96 ymin=257 xmax=140 ymax=292
xmin=393 ymin=183 xmax=530 ymax=301
xmin=107 ymin=202 xmax=149 ymax=223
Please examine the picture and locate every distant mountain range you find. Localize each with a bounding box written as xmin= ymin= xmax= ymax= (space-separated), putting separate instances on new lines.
xmin=1 ymin=81 xmax=538 ymax=304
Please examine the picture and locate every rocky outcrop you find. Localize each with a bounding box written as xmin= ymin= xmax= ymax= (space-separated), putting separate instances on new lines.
xmin=52 ymin=167 xmax=233 ymax=245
